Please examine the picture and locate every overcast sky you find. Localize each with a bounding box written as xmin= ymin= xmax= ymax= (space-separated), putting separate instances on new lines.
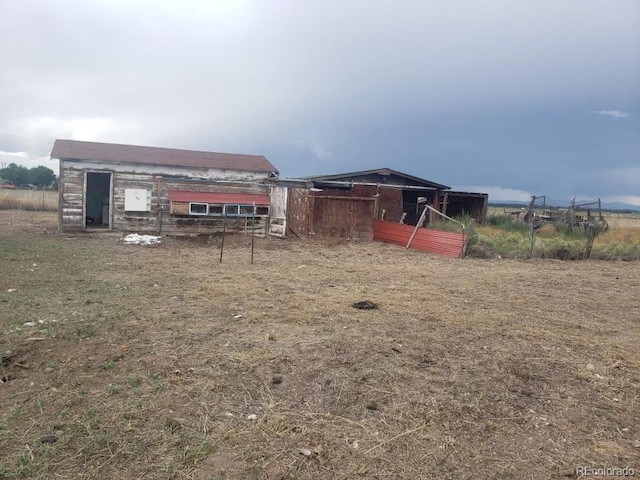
xmin=1 ymin=0 xmax=639 ymax=205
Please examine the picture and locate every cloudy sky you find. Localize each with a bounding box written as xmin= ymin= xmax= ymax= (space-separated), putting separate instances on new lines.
xmin=1 ymin=0 xmax=638 ymax=205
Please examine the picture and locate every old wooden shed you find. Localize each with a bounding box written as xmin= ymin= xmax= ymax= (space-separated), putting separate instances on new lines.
xmin=51 ymin=140 xmax=279 ymax=235
xmin=267 ymin=168 xmax=487 ymax=240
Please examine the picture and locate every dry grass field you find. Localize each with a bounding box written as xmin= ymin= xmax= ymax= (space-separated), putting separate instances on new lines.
xmin=1 ymin=211 xmax=639 ymax=479
xmin=0 ymin=190 xmax=57 ymax=211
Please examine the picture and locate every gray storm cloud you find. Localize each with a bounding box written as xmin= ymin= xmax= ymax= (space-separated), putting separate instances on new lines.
xmin=1 ymin=0 xmax=638 ymax=203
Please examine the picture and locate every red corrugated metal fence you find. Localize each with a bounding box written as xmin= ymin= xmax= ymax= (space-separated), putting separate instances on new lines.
xmin=373 ymin=220 xmax=467 ymax=258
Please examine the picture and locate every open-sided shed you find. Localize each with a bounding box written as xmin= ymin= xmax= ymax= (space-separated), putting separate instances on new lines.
xmin=268 ymin=168 xmax=487 ymax=240
xmin=51 ymin=140 xmax=279 ymax=236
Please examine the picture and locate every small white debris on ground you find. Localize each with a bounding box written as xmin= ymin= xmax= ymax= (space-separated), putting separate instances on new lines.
xmin=247 ymin=414 xmax=257 ymax=421
xmin=123 ymin=233 xmax=162 ymax=246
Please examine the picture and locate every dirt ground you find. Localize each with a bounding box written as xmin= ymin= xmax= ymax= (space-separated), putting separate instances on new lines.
xmin=1 ymin=210 xmax=638 ymax=479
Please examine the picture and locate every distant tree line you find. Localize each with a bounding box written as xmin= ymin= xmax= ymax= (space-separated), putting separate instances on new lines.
xmin=0 ymin=163 xmax=57 ymax=189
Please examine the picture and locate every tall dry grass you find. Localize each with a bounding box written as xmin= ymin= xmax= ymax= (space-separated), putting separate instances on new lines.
xmin=471 ymin=215 xmax=640 ymax=260
xmin=0 ymin=189 xmax=58 ymax=211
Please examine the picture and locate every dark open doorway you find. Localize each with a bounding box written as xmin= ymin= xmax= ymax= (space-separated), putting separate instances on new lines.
xmin=402 ymin=190 xmax=435 ymax=226
xmin=85 ymin=172 xmax=112 ymax=229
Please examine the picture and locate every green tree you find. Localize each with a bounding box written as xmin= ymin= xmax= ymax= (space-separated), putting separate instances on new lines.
xmin=0 ymin=163 xmax=29 ymax=185
xmin=28 ymin=165 xmax=56 ymax=188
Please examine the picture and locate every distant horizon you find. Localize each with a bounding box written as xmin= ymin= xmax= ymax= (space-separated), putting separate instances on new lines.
xmin=1 ymin=1 xmax=638 ymax=212
xmin=2 ymin=153 xmax=639 ymax=212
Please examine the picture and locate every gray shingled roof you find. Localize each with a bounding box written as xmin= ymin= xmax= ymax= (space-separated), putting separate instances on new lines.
xmin=51 ymin=140 xmax=278 ymax=174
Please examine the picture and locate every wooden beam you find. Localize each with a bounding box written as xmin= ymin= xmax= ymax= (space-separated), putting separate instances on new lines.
xmin=406 ymin=206 xmax=429 ymax=248
xmin=303 ymin=195 xmax=376 ymax=201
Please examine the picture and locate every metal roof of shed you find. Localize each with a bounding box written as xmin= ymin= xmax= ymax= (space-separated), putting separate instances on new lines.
xmin=51 ymin=139 xmax=278 ymax=174
xmin=303 ymin=168 xmax=449 ymax=190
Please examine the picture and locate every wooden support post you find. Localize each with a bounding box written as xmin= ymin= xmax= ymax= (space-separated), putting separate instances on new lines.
xmin=251 ymin=202 xmax=255 ymax=265
xmin=481 ymin=194 xmax=488 ymax=222
xmin=598 ymin=196 xmax=603 ymax=221
xmin=430 ymin=192 xmax=439 ymax=224
xmin=406 ymin=206 xmax=429 ymax=249
xmin=529 ymin=214 xmax=536 ymax=258
xmin=570 ymin=197 xmax=576 ymax=230
xmin=583 ymin=224 xmax=596 ymax=259
xmin=442 ymin=191 xmax=449 ymax=217
xmin=219 ymin=214 xmax=226 ymax=263
xmin=460 ymin=218 xmax=475 ymax=258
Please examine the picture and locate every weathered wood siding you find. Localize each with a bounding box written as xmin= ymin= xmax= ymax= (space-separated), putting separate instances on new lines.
xmin=378 ymin=187 xmax=403 ymax=222
xmin=309 ymin=185 xmax=377 ymax=239
xmin=286 ymin=188 xmax=310 ymax=237
xmin=59 ymin=159 xmax=271 ymax=235
xmin=59 ymin=166 xmax=87 ymax=232
xmin=284 ymin=186 xmax=379 ymax=239
xmin=312 ymin=196 xmax=375 ymax=239
xmin=268 ymin=186 xmax=288 ymax=237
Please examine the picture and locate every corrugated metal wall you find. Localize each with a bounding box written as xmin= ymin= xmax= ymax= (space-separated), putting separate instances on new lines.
xmin=373 ymin=220 xmax=467 ymax=258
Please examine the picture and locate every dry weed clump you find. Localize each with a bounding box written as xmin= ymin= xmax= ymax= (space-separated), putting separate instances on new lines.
xmin=1 ymin=210 xmax=639 ymax=479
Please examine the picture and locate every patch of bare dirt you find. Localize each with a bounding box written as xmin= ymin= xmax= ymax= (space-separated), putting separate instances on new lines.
xmin=1 ymin=210 xmax=638 ymax=479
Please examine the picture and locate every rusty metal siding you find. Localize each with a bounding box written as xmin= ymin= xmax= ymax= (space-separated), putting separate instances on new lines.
xmin=373 ymin=220 xmax=467 ymax=258
xmin=167 ymin=191 xmax=270 ymax=205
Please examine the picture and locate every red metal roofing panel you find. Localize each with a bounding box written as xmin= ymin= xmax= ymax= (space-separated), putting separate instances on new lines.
xmin=373 ymin=220 xmax=467 ymax=258
xmin=168 ymin=190 xmax=270 ymax=206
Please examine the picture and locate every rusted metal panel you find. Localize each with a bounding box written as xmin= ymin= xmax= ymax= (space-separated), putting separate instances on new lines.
xmin=373 ymin=220 xmax=467 ymax=258
xmin=162 ymin=180 xmax=268 ymax=195
xmin=167 ymin=191 xmax=270 ymax=205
